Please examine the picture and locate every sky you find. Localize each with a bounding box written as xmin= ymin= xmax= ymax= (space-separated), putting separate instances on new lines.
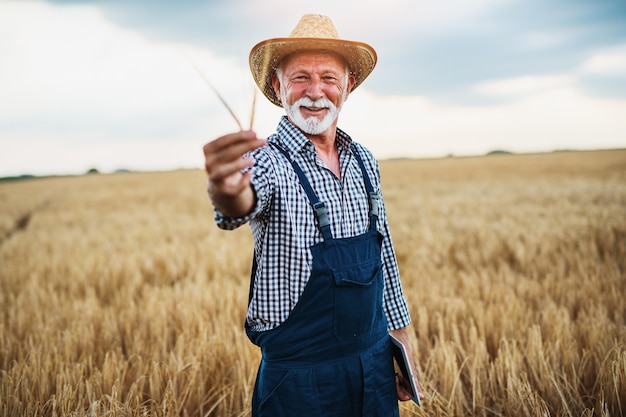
xmin=1 ymin=0 xmax=626 ymax=177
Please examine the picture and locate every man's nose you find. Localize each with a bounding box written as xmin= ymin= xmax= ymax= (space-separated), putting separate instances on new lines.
xmin=305 ymin=78 xmax=324 ymax=100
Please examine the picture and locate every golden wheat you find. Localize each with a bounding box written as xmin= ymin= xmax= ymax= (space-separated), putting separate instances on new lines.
xmin=1 ymin=149 xmax=625 ymax=417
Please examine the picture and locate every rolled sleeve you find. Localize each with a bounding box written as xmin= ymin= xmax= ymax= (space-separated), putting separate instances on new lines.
xmin=213 ymin=196 xmax=259 ymax=230
xmin=366 ymin=155 xmax=411 ymax=330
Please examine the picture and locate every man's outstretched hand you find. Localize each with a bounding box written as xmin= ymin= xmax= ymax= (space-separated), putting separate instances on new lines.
xmin=203 ymin=130 xmax=267 ymax=217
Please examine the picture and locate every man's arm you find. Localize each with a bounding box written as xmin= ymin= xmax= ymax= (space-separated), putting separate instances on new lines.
xmin=203 ymin=130 xmax=267 ymax=217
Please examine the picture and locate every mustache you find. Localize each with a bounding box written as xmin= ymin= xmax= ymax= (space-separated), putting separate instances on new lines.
xmin=293 ymin=96 xmax=336 ymax=111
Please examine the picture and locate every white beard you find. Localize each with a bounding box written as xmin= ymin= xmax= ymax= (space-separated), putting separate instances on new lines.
xmin=281 ymin=89 xmax=343 ymax=135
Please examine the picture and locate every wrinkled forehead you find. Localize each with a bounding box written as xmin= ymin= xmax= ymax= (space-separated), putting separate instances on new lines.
xmin=278 ymin=50 xmax=349 ymax=74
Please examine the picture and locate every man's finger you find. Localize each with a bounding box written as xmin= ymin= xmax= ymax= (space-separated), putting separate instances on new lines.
xmin=203 ymin=130 xmax=263 ymax=157
xmin=209 ymin=156 xmax=255 ymax=184
xmin=204 ymin=134 xmax=266 ymax=174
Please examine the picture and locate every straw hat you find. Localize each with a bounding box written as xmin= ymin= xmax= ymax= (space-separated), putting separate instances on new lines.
xmin=249 ymin=14 xmax=377 ymax=107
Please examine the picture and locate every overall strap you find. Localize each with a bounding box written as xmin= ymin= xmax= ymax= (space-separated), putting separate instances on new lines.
xmin=248 ymin=142 xmax=379 ymax=305
xmin=271 ymin=143 xmax=333 ymax=240
xmin=351 ymin=143 xmax=379 ymax=232
xmin=249 ymin=142 xmax=332 ymax=306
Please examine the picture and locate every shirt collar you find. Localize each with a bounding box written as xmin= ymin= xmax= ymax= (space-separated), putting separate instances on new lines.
xmin=273 ymin=116 xmax=354 ymax=157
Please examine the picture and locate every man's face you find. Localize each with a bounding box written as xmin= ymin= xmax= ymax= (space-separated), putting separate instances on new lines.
xmin=273 ymin=51 xmax=355 ymax=136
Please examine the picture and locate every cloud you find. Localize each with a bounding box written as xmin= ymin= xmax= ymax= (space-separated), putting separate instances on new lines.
xmin=0 ymin=2 xmax=270 ymax=132
xmin=0 ymin=1 xmax=283 ymax=176
xmin=1 ymin=0 xmax=625 ymax=177
xmin=581 ymin=45 xmax=626 ymax=75
xmin=40 ymin=0 xmax=626 ymax=100
xmin=341 ymin=82 xmax=626 ymax=159
xmin=472 ymin=75 xmax=576 ymax=98
xmin=0 ymin=2 xmax=250 ymax=125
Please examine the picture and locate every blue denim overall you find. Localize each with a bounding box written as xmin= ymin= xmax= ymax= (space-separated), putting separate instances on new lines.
xmin=245 ymin=143 xmax=399 ymax=417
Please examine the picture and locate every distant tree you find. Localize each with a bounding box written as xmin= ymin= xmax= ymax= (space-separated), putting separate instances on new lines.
xmin=0 ymin=174 xmax=36 ymax=182
xmin=486 ymin=150 xmax=513 ymax=156
xmin=86 ymin=168 xmax=100 ymax=174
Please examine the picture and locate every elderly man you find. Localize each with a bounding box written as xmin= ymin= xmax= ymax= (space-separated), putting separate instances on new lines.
xmin=203 ymin=14 xmax=423 ymax=417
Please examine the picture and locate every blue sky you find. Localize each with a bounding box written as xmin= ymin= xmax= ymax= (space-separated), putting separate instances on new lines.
xmin=1 ymin=0 xmax=625 ymax=177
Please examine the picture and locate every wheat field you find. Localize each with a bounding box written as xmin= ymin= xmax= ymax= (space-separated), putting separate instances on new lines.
xmin=1 ymin=149 xmax=625 ymax=417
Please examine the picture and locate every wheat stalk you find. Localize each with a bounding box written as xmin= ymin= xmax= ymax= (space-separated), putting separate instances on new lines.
xmin=180 ymin=48 xmax=257 ymax=131
xmin=181 ymin=49 xmax=242 ymax=130
xmin=249 ymin=88 xmax=257 ymax=130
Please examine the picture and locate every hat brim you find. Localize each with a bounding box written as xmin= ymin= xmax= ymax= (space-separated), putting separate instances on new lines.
xmin=249 ymin=38 xmax=377 ymax=107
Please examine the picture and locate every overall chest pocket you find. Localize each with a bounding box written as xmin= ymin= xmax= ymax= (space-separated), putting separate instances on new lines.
xmin=331 ymin=257 xmax=384 ymax=341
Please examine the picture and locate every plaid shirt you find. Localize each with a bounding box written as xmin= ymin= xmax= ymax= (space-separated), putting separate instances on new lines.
xmin=214 ymin=117 xmax=411 ymax=332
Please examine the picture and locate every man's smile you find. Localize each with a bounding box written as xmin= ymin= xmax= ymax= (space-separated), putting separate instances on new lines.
xmin=301 ymin=105 xmax=328 ymax=114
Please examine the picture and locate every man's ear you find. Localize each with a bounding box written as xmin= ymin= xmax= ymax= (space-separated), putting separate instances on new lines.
xmin=344 ymin=74 xmax=356 ymax=101
xmin=271 ymin=73 xmax=281 ymax=103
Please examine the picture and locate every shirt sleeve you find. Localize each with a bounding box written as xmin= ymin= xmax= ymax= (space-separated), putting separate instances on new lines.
xmin=359 ymin=145 xmax=412 ymax=330
xmin=379 ymin=201 xmax=412 ymax=330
